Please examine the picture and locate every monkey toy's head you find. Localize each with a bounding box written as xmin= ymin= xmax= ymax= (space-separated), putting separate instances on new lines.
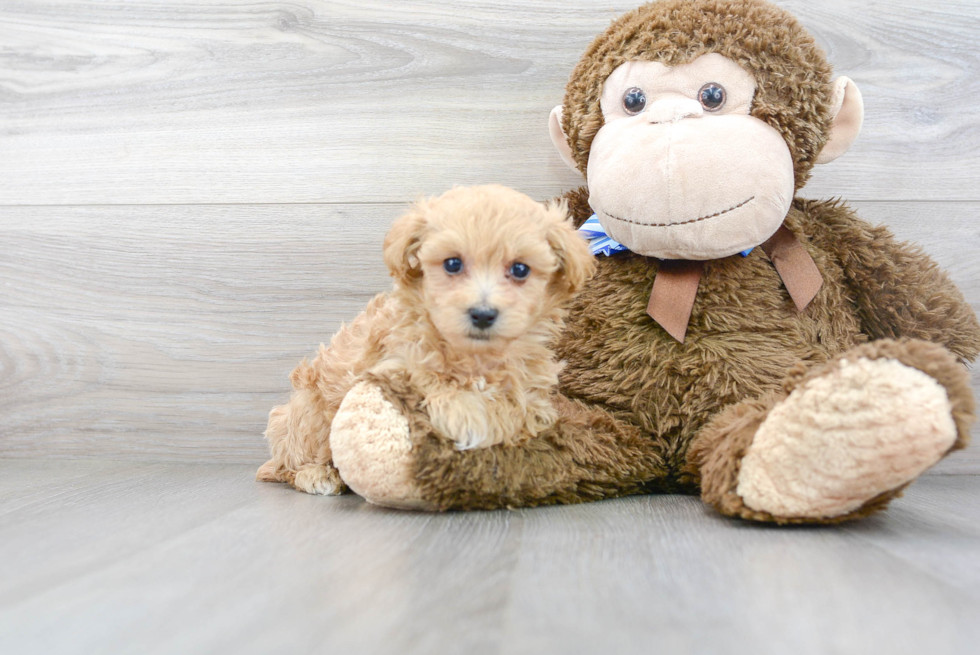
xmin=549 ymin=0 xmax=864 ymax=261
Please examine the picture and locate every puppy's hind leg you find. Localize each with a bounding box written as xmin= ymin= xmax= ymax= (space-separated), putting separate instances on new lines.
xmin=259 ymin=295 xmax=390 ymax=494
xmin=258 ymin=362 xmax=348 ymax=496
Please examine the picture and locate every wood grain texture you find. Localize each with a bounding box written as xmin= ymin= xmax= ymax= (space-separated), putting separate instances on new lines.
xmin=1 ymin=0 xmax=978 ymax=204
xmin=2 ymin=201 xmax=979 ymax=472
xmin=0 ymin=204 xmax=397 ymax=461
xmin=0 ymin=461 xmax=977 ymax=655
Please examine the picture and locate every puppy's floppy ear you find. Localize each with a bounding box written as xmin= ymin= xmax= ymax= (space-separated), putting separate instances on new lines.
xmin=384 ymin=201 xmax=429 ymax=286
xmin=544 ymin=199 xmax=595 ymax=296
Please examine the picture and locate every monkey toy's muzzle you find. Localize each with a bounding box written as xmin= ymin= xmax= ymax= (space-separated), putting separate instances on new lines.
xmin=586 ymin=113 xmax=796 ymax=261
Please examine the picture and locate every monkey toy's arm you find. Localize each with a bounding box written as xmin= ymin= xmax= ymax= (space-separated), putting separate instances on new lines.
xmin=329 ymin=375 xmax=669 ymax=511
xmin=800 ymin=198 xmax=980 ymax=362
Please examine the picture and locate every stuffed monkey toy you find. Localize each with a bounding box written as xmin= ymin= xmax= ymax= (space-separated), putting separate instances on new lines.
xmin=322 ymin=0 xmax=980 ymax=524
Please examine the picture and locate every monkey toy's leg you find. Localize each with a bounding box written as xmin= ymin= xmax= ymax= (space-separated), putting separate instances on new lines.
xmin=688 ymin=339 xmax=975 ymax=524
xmin=329 ymin=376 xmax=670 ymax=511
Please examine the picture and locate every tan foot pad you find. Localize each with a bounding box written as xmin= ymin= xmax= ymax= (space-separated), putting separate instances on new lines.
xmin=330 ymin=382 xmax=434 ymax=511
xmin=737 ymin=357 xmax=957 ymax=519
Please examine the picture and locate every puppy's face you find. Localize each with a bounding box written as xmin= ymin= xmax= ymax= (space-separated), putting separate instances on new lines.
xmin=384 ymin=186 xmax=594 ymax=351
xmin=416 ymin=217 xmax=557 ymax=348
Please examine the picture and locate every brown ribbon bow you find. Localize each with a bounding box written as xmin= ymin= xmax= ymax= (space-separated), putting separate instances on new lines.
xmin=646 ymin=225 xmax=823 ymax=343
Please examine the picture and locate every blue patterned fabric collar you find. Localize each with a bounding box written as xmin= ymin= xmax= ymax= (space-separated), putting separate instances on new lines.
xmin=577 ymin=214 xmax=753 ymax=258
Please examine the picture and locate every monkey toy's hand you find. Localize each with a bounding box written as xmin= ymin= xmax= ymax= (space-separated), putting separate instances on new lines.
xmin=329 ymin=381 xmax=434 ymax=510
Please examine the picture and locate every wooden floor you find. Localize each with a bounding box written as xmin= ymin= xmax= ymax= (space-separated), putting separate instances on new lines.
xmin=0 ymin=460 xmax=978 ymax=655
xmin=2 ymin=1 xmax=980 ymax=652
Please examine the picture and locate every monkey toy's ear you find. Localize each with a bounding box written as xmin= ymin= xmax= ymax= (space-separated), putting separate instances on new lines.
xmin=383 ymin=203 xmax=428 ymax=287
xmin=816 ymin=77 xmax=865 ymax=165
xmin=549 ymin=106 xmax=582 ymax=174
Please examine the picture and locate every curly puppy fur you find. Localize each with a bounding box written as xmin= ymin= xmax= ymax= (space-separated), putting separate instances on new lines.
xmin=258 ymin=185 xmax=594 ymax=494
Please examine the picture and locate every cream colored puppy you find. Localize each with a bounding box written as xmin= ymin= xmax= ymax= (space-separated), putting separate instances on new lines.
xmin=257 ymin=185 xmax=594 ymax=495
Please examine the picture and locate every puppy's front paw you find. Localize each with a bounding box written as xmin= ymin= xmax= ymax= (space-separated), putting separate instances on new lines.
xmin=453 ymin=428 xmax=491 ymax=451
xmin=426 ymin=394 xmax=494 ymax=450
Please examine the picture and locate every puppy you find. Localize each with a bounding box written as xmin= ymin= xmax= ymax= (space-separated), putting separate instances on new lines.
xmin=256 ymin=185 xmax=594 ymax=495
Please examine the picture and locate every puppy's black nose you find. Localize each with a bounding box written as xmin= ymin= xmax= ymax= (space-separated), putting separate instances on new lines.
xmin=469 ymin=307 xmax=499 ymax=330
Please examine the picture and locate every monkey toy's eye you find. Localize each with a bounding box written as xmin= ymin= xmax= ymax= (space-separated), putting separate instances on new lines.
xmin=443 ymin=258 xmax=463 ymax=274
xmin=699 ymin=83 xmax=726 ymax=111
xmin=622 ymin=87 xmax=647 ymax=115
xmin=509 ymin=262 xmax=531 ymax=280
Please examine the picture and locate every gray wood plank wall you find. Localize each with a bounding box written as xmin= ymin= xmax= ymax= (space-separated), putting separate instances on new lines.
xmin=2 ymin=1 xmax=979 ymax=472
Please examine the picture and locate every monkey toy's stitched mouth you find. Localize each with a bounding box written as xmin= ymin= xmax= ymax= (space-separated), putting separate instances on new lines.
xmin=599 ymin=196 xmax=755 ymax=228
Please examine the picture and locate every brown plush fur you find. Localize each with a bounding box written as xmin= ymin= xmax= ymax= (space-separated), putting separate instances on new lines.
xmin=258 ymin=185 xmax=594 ymax=493
xmin=402 ymin=193 xmax=980 ymax=515
xmin=390 ymin=0 xmax=980 ymax=520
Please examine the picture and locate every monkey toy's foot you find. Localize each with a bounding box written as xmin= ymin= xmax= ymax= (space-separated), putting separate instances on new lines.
xmin=695 ymin=339 xmax=975 ymax=523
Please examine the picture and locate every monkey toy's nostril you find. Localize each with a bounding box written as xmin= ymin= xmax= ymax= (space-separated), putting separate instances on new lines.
xmin=469 ymin=307 xmax=499 ymax=329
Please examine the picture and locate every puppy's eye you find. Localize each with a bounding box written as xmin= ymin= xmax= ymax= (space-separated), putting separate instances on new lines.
xmin=699 ymin=83 xmax=726 ymax=111
xmin=443 ymin=258 xmax=463 ymax=275
xmin=509 ymin=262 xmax=531 ymax=280
xmin=623 ymin=87 xmax=646 ymax=115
